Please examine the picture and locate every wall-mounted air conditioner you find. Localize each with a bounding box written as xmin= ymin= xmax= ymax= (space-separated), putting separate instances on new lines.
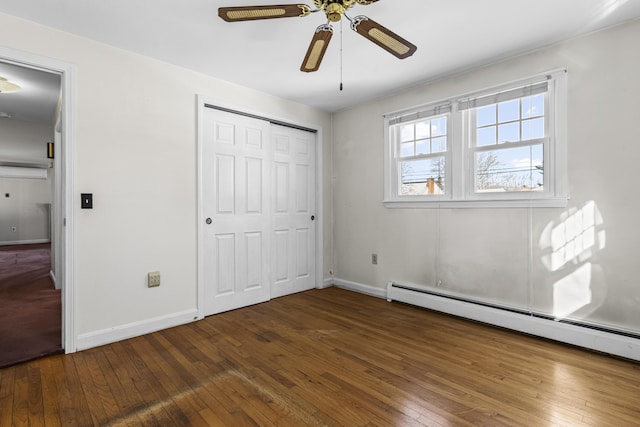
xmin=0 ymin=165 xmax=48 ymax=179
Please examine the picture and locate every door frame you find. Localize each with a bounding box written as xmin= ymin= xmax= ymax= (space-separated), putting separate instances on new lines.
xmin=0 ymin=47 xmax=78 ymax=352
xmin=196 ymin=95 xmax=324 ymax=319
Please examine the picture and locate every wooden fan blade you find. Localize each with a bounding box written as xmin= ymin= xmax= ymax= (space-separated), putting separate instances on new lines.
xmin=300 ymin=25 xmax=333 ymax=73
xmin=219 ymin=4 xmax=311 ymax=22
xmin=352 ymin=17 xmax=417 ymax=59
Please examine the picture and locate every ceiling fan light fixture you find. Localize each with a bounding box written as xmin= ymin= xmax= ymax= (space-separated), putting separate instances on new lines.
xmin=0 ymin=77 xmax=21 ymax=94
xmin=325 ymin=3 xmax=345 ymax=22
xmin=301 ymin=25 xmax=333 ymax=72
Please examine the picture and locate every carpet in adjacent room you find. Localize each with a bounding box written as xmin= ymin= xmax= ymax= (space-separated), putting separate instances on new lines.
xmin=0 ymin=243 xmax=62 ymax=368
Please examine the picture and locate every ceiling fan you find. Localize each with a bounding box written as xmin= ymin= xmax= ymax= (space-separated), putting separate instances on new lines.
xmin=218 ymin=0 xmax=417 ymax=73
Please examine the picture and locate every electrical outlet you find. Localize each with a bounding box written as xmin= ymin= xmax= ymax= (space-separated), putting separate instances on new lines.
xmin=372 ymin=253 xmax=378 ymax=265
xmin=147 ymin=271 xmax=161 ymax=287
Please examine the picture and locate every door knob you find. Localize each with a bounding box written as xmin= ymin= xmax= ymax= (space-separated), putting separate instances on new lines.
xmin=311 ymin=215 xmax=315 ymax=221
xmin=205 ymin=218 xmax=212 ymax=225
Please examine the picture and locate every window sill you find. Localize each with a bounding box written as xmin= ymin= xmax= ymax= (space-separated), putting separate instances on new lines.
xmin=383 ymin=197 xmax=569 ymax=209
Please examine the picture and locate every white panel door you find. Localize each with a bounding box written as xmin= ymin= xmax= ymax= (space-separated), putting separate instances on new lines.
xmin=203 ymin=108 xmax=271 ymax=315
xmin=271 ymin=125 xmax=316 ymax=298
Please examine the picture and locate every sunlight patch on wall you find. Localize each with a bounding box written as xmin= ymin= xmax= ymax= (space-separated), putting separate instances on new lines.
xmin=540 ymin=201 xmax=605 ymax=272
xmin=539 ymin=201 xmax=606 ymax=319
xmin=553 ymin=262 xmax=592 ymax=318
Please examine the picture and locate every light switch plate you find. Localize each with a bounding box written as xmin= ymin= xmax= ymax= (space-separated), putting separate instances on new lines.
xmin=81 ymin=193 xmax=93 ymax=209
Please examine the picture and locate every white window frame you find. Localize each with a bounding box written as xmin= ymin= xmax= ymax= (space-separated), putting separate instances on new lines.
xmin=387 ymin=106 xmax=452 ymax=202
xmin=383 ymin=69 xmax=568 ymax=208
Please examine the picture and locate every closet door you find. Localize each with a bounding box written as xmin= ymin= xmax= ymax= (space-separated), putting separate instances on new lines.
xmin=202 ymin=108 xmax=271 ymax=315
xmin=271 ymin=125 xmax=316 ymax=298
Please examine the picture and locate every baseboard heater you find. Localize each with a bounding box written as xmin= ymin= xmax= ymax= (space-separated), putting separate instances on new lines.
xmin=386 ymin=281 xmax=640 ymax=362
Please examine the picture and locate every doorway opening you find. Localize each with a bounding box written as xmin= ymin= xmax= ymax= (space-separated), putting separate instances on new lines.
xmin=0 ymin=47 xmax=77 ymax=364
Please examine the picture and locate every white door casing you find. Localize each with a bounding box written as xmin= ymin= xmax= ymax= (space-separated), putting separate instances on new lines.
xmin=271 ymin=125 xmax=316 ymax=298
xmin=0 ymin=47 xmax=77 ymax=352
xmin=202 ymin=108 xmax=272 ymax=315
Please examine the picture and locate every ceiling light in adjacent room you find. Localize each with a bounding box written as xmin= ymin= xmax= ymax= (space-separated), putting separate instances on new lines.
xmin=0 ymin=77 xmax=21 ymax=93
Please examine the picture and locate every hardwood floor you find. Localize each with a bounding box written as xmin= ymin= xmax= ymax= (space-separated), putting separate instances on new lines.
xmin=1 ymin=287 xmax=639 ymax=426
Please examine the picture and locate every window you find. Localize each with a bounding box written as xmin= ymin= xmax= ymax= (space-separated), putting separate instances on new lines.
xmin=384 ymin=70 xmax=567 ymax=207
xmin=398 ymin=114 xmax=448 ymax=196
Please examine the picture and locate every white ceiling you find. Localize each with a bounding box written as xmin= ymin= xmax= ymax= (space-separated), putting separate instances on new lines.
xmin=0 ymin=61 xmax=60 ymax=124
xmin=1 ymin=0 xmax=640 ymax=114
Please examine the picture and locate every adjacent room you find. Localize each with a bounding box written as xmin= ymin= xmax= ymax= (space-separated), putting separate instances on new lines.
xmin=1 ymin=0 xmax=639 ymax=425
xmin=0 ymin=61 xmax=62 ymax=368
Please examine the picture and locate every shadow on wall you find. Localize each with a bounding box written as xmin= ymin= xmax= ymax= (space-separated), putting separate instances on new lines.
xmin=539 ymin=200 xmax=606 ymax=320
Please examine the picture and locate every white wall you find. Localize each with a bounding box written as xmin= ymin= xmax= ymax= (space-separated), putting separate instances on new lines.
xmin=0 ymin=12 xmax=332 ymax=341
xmin=0 ymin=117 xmax=53 ymax=161
xmin=332 ymin=19 xmax=640 ymax=334
xmin=0 ymin=176 xmax=52 ymax=243
xmin=0 ymin=118 xmax=53 ymax=243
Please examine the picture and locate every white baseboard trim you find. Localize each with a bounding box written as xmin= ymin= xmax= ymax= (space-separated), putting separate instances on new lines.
xmin=332 ymin=278 xmax=387 ymax=299
xmin=318 ymin=277 xmax=334 ymax=289
xmin=76 ymin=309 xmax=198 ymax=351
xmin=49 ymin=270 xmax=60 ymax=290
xmin=0 ymin=239 xmax=50 ymax=246
xmin=387 ymin=282 xmax=640 ymax=362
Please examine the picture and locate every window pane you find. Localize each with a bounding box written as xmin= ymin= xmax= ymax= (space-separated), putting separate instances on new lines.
xmin=400 ymin=142 xmax=414 ymax=157
xmin=498 ymin=122 xmax=520 ymax=143
xmin=416 ymin=139 xmax=430 ymax=155
xmin=400 ymin=124 xmax=414 ymax=142
xmin=475 ymin=144 xmax=544 ymax=193
xmin=477 ymin=105 xmax=495 ymax=127
xmin=432 ymin=136 xmax=447 ymax=153
xmin=400 ymin=157 xmax=446 ymax=195
xmin=416 ymin=120 xmax=431 ymax=139
xmin=522 ymin=94 xmax=544 ymax=119
xmin=498 ymin=99 xmax=520 ymax=123
xmin=477 ymin=126 xmax=496 ymax=146
xmin=432 ymin=117 xmax=447 ymax=137
xmin=522 ymin=117 xmax=544 ymax=140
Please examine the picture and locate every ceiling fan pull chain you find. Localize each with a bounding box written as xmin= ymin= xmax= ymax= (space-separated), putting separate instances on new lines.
xmin=339 ymin=19 xmax=343 ymax=91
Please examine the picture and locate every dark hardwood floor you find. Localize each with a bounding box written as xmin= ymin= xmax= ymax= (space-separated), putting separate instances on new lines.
xmin=1 ymin=287 xmax=639 ymax=426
